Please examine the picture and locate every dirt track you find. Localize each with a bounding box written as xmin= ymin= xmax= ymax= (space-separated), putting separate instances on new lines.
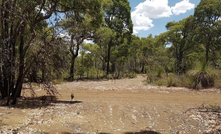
xmin=1 ymin=75 xmax=221 ymax=133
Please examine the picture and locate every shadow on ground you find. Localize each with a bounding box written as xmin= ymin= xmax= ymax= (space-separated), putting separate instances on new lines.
xmin=0 ymin=95 xmax=82 ymax=109
xmin=60 ymin=131 xmax=160 ymax=134
xmin=124 ymin=130 xmax=161 ymax=134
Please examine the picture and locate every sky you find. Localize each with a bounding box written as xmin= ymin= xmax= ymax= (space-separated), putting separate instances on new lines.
xmin=128 ymin=0 xmax=201 ymax=38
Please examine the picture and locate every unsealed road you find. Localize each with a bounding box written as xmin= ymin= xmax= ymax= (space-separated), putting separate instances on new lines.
xmin=1 ymin=75 xmax=221 ymax=133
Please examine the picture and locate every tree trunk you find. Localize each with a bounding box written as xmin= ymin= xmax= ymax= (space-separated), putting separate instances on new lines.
xmin=30 ymin=67 xmax=38 ymax=82
xmin=0 ymin=0 xmax=18 ymax=98
xmin=177 ymin=48 xmax=183 ymax=75
xmin=102 ymin=59 xmax=106 ymax=71
xmin=206 ymin=43 xmax=209 ymax=64
xmin=12 ymin=25 xmax=25 ymax=98
xmin=106 ymin=44 xmax=111 ymax=76
xmin=69 ymin=35 xmax=81 ymax=79
xmin=134 ymin=57 xmax=136 ymax=72
xmin=111 ymin=61 xmax=116 ymax=73
xmin=141 ymin=62 xmax=145 ymax=73
xmin=70 ymin=55 xmax=76 ymax=79
xmin=0 ymin=69 xmax=4 ymax=98
xmin=41 ymin=64 xmax=45 ymax=83
xmin=2 ymin=0 xmax=11 ymax=98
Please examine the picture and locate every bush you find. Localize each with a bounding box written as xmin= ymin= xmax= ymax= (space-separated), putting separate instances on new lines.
xmin=154 ymin=79 xmax=166 ymax=86
xmin=52 ymin=79 xmax=63 ymax=84
xmin=107 ymin=74 xmax=113 ymax=79
xmin=147 ymin=73 xmax=155 ymax=83
xmin=167 ymin=77 xmax=176 ymax=87
xmin=128 ymin=72 xmax=137 ymax=78
xmin=214 ymin=79 xmax=221 ymax=88
xmin=187 ymin=61 xmax=220 ymax=89
xmin=88 ymin=66 xmax=98 ymax=79
xmin=77 ymin=66 xmax=85 ymax=78
xmin=175 ymin=75 xmax=193 ymax=88
xmin=156 ymin=67 xmax=164 ymax=77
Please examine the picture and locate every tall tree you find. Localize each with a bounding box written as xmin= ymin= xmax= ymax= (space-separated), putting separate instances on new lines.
xmin=103 ymin=0 xmax=133 ymax=76
xmin=164 ymin=15 xmax=197 ymax=74
xmin=194 ymin=0 xmax=221 ymax=63
xmin=60 ymin=1 xmax=103 ymax=79
xmin=128 ymin=35 xmax=141 ymax=72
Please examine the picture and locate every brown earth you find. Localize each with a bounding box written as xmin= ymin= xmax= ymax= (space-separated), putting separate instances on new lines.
xmin=1 ymin=75 xmax=221 ymax=134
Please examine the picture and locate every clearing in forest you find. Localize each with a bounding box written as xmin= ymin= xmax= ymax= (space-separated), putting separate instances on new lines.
xmin=1 ymin=75 xmax=221 ymax=134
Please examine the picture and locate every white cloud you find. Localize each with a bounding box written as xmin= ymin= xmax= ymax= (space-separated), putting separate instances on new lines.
xmin=58 ymin=32 xmax=70 ymax=42
xmin=132 ymin=0 xmax=172 ymax=34
xmin=131 ymin=0 xmax=195 ymax=34
xmin=132 ymin=11 xmax=154 ymax=34
xmin=83 ymin=39 xmax=93 ymax=44
xmin=171 ymin=0 xmax=195 ymax=15
xmin=135 ymin=0 xmax=172 ymax=19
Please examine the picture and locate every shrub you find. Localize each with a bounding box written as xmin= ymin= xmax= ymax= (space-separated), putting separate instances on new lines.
xmin=156 ymin=67 xmax=163 ymax=77
xmin=214 ymin=79 xmax=221 ymax=88
xmin=128 ymin=71 xmax=137 ymax=78
xmin=147 ymin=73 xmax=155 ymax=83
xmin=167 ymin=77 xmax=176 ymax=87
xmin=175 ymin=75 xmax=193 ymax=88
xmin=77 ymin=66 xmax=85 ymax=78
xmin=188 ymin=61 xmax=220 ymax=89
xmin=52 ymin=79 xmax=63 ymax=84
xmin=154 ymin=79 xmax=166 ymax=86
xmin=107 ymin=74 xmax=113 ymax=79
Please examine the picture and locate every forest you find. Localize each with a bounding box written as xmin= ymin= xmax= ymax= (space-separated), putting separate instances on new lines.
xmin=0 ymin=0 xmax=221 ymax=105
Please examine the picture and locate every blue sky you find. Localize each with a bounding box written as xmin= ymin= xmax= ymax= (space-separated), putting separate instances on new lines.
xmin=128 ymin=0 xmax=200 ymax=38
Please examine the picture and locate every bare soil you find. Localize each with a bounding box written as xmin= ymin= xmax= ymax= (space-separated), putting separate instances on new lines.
xmin=1 ymin=75 xmax=221 ymax=134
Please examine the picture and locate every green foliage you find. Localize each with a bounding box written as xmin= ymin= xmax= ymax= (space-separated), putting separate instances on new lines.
xmin=95 ymin=0 xmax=133 ymax=76
xmin=151 ymin=73 xmax=194 ymax=88
xmin=147 ymin=73 xmax=156 ymax=84
xmin=194 ymin=0 xmax=221 ymax=63
xmin=205 ymin=104 xmax=221 ymax=112
xmin=77 ymin=66 xmax=85 ymax=78
xmin=87 ymin=66 xmax=97 ymax=79
xmin=154 ymin=79 xmax=166 ymax=86
xmin=176 ymin=75 xmax=192 ymax=88
xmin=128 ymin=72 xmax=137 ymax=78
xmin=167 ymin=76 xmax=177 ymax=87
xmin=52 ymin=79 xmax=63 ymax=85
xmin=156 ymin=67 xmax=164 ymax=77
xmin=107 ymin=74 xmax=113 ymax=79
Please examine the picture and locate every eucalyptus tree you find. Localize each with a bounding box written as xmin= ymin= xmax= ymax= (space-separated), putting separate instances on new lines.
xmin=94 ymin=27 xmax=114 ymax=72
xmin=0 ymin=0 xmax=61 ymax=104
xmin=194 ymin=0 xmax=221 ymax=64
xmin=0 ymin=0 xmax=103 ymax=105
xmin=138 ymin=35 xmax=155 ymax=73
xmin=127 ymin=35 xmax=140 ymax=72
xmin=164 ymin=15 xmax=197 ymax=75
xmin=102 ymin=0 xmax=133 ymax=76
xmin=60 ymin=1 xmax=103 ymax=79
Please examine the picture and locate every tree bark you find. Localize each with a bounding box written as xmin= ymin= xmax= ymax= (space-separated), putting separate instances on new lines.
xmin=141 ymin=62 xmax=145 ymax=73
xmin=0 ymin=69 xmax=4 ymax=98
xmin=70 ymin=55 xmax=76 ymax=79
xmin=12 ymin=25 xmax=25 ymax=97
xmin=206 ymin=43 xmax=209 ymax=64
xmin=106 ymin=44 xmax=111 ymax=76
xmin=177 ymin=48 xmax=183 ymax=75
xmin=69 ymin=36 xmax=81 ymax=79
xmin=2 ymin=0 xmax=11 ymax=98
